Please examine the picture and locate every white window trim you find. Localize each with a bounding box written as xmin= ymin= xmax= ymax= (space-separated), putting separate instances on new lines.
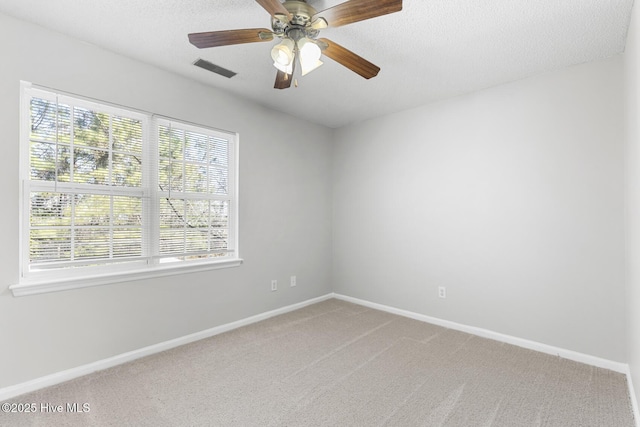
xmin=11 ymin=82 xmax=242 ymax=297
xmin=10 ymin=258 xmax=243 ymax=296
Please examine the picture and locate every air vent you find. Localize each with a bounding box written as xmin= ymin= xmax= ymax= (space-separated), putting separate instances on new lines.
xmin=193 ymin=59 xmax=237 ymax=78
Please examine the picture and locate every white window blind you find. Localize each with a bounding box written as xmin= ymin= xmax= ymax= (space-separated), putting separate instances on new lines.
xmin=156 ymin=119 xmax=237 ymax=263
xmin=18 ymin=83 xmax=239 ymax=290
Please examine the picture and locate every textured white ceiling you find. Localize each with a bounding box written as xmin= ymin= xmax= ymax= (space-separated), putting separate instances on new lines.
xmin=0 ymin=0 xmax=633 ymax=128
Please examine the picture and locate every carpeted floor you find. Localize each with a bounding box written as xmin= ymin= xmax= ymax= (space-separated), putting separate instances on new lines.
xmin=0 ymin=298 xmax=635 ymax=426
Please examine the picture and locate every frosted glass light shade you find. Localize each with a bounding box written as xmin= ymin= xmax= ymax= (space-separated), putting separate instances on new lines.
xmin=298 ymin=38 xmax=321 ymax=63
xmin=271 ymin=38 xmax=295 ymax=67
xmin=297 ymin=38 xmax=323 ymax=76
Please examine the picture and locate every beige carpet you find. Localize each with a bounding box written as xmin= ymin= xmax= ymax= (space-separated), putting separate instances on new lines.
xmin=0 ymin=298 xmax=635 ymax=426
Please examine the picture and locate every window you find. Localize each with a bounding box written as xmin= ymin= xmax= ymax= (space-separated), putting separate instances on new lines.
xmin=155 ymin=119 xmax=236 ymax=262
xmin=13 ymin=83 xmax=240 ymax=296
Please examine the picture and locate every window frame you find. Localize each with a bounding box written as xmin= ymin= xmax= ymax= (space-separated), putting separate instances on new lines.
xmin=11 ymin=82 xmax=241 ymax=297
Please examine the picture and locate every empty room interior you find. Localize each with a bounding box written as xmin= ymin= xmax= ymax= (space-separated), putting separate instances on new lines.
xmin=2 ymin=0 xmax=640 ymax=425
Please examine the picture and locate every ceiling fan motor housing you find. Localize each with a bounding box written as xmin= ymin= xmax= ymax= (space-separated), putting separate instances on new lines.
xmin=272 ymin=1 xmax=320 ymax=40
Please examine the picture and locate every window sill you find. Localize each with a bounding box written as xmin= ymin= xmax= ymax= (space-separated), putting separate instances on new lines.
xmin=10 ymin=258 xmax=243 ymax=297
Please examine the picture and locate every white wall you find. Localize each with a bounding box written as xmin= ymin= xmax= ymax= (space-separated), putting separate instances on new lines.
xmin=0 ymin=13 xmax=333 ymax=389
xmin=333 ymin=57 xmax=626 ymax=361
xmin=625 ymin=0 xmax=640 ymax=405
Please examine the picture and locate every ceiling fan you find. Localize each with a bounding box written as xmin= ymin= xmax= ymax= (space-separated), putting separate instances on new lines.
xmin=188 ymin=0 xmax=403 ymax=89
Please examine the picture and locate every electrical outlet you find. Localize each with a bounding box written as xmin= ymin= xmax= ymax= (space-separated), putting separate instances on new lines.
xmin=271 ymin=280 xmax=277 ymax=292
xmin=290 ymin=275 xmax=297 ymax=287
xmin=438 ymin=286 xmax=446 ymax=299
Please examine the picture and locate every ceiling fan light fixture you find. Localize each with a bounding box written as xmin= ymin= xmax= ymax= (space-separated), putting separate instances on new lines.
xmin=271 ymin=37 xmax=295 ymax=67
xmin=297 ymin=37 xmax=323 ymax=76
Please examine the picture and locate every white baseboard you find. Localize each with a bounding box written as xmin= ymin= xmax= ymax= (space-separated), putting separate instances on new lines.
xmin=333 ymin=293 xmax=629 ymax=374
xmin=0 ymin=293 xmax=334 ymax=402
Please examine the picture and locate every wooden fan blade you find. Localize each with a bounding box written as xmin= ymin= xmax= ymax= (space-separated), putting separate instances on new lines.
xmin=274 ymin=70 xmax=293 ymax=89
xmin=274 ymin=60 xmax=296 ymax=89
xmin=188 ymin=28 xmax=273 ymax=48
xmin=312 ymin=0 xmax=402 ymax=28
xmin=255 ymin=0 xmax=291 ymax=19
xmin=318 ymin=38 xmax=380 ymax=79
